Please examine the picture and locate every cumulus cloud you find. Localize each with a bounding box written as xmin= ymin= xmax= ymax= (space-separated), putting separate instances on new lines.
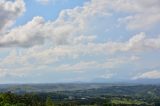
xmin=0 ymin=0 xmax=110 ymax=47
xmin=0 ymin=0 xmax=25 ymax=33
xmin=75 ymin=32 xmax=160 ymax=54
xmin=19 ymin=32 xmax=160 ymax=64
xmin=0 ymin=0 xmax=160 ymax=81
xmin=133 ymin=70 xmax=160 ymax=79
xmin=106 ymin=32 xmax=160 ymax=52
xmin=40 ymin=55 xmax=139 ymax=72
xmin=1 ymin=32 xmax=159 ymax=66
xmin=0 ymin=0 xmax=160 ymax=48
xmin=114 ymin=0 xmax=160 ymax=29
xmin=0 ymin=16 xmax=46 ymax=47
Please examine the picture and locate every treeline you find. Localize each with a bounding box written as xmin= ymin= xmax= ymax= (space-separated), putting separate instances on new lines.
xmin=0 ymin=92 xmax=46 ymax=106
xmin=0 ymin=92 xmax=160 ymax=106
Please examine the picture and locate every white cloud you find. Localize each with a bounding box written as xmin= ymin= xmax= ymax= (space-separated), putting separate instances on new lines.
xmin=0 ymin=16 xmax=46 ymax=47
xmin=0 ymin=0 xmax=160 ymax=48
xmin=119 ymin=14 xmax=160 ymax=30
xmin=114 ymin=0 xmax=160 ymax=29
xmin=0 ymin=68 xmax=8 ymax=77
xmin=0 ymin=0 xmax=111 ymax=48
xmin=133 ymin=70 xmax=160 ymax=79
xmin=0 ymin=0 xmax=160 ymax=80
xmin=51 ymin=56 xmax=139 ymax=72
xmin=0 ymin=32 xmax=159 ymax=71
xmin=75 ymin=32 xmax=160 ymax=54
xmin=0 ymin=32 xmax=159 ymax=76
xmin=0 ymin=0 xmax=25 ymax=33
xmin=0 ymin=46 xmax=140 ymax=76
xmin=0 ymin=68 xmax=29 ymax=78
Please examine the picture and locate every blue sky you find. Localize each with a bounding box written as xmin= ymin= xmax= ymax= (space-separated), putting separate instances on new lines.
xmin=0 ymin=0 xmax=160 ymax=83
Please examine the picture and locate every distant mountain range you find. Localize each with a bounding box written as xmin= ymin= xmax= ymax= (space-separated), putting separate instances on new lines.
xmin=0 ymin=79 xmax=160 ymax=93
xmin=90 ymin=78 xmax=160 ymax=84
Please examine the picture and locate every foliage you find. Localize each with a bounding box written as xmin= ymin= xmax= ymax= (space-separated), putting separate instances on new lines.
xmin=0 ymin=84 xmax=160 ymax=106
xmin=46 ymin=97 xmax=54 ymax=106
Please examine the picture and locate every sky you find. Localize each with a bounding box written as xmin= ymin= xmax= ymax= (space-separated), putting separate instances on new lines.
xmin=0 ymin=0 xmax=160 ymax=83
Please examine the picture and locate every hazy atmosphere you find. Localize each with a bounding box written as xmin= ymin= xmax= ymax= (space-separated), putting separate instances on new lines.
xmin=0 ymin=0 xmax=160 ymax=83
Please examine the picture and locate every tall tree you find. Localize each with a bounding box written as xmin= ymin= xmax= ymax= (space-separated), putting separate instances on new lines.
xmin=45 ymin=97 xmax=54 ymax=106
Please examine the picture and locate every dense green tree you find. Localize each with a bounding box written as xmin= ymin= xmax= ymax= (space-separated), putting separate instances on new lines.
xmin=45 ymin=97 xmax=54 ymax=106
